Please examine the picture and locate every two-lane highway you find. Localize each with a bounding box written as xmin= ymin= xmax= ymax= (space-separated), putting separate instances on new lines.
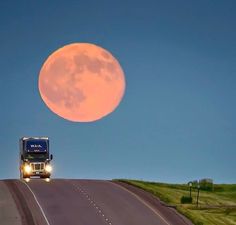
xmin=27 ymin=179 xmax=108 ymax=225
xmin=27 ymin=179 xmax=170 ymax=225
xmin=4 ymin=179 xmax=193 ymax=225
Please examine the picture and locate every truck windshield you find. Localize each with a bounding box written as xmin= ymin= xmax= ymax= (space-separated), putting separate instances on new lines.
xmin=25 ymin=153 xmax=48 ymax=160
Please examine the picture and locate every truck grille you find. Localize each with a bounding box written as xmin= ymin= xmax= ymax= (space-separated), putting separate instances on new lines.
xmin=31 ymin=163 xmax=44 ymax=171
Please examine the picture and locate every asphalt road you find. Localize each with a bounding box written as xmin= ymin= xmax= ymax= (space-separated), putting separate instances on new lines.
xmin=0 ymin=181 xmax=21 ymax=225
xmin=4 ymin=179 xmax=193 ymax=225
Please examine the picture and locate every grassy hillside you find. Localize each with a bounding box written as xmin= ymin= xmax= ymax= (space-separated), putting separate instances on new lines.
xmin=117 ymin=180 xmax=236 ymax=225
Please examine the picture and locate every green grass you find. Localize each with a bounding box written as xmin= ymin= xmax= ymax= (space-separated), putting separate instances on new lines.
xmin=116 ymin=179 xmax=236 ymax=225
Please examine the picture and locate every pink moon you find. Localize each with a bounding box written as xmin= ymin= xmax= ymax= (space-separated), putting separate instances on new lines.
xmin=38 ymin=43 xmax=126 ymax=122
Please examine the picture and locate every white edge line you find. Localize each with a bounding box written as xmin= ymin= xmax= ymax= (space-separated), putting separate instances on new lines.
xmin=20 ymin=180 xmax=50 ymax=225
xmin=111 ymin=182 xmax=171 ymax=225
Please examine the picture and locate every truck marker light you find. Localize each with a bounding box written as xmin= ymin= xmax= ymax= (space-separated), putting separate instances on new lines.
xmin=45 ymin=178 xmax=50 ymax=182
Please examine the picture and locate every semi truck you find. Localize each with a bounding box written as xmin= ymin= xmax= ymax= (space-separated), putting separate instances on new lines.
xmin=19 ymin=137 xmax=53 ymax=179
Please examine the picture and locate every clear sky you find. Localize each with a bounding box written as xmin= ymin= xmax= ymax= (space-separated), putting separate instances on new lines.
xmin=0 ymin=1 xmax=235 ymax=183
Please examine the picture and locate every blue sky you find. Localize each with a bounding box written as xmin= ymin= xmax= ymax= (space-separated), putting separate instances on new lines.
xmin=0 ymin=1 xmax=235 ymax=183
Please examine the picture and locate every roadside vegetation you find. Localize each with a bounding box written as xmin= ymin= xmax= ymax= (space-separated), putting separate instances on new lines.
xmin=117 ymin=179 xmax=236 ymax=225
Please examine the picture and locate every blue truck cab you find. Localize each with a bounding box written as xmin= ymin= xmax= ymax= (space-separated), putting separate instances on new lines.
xmin=19 ymin=137 xmax=53 ymax=179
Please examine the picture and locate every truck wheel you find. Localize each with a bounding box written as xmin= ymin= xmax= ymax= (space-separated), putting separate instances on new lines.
xmin=23 ymin=174 xmax=29 ymax=179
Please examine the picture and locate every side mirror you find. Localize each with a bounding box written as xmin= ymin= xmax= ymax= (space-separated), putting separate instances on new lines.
xmin=50 ymin=154 xmax=53 ymax=160
xmin=21 ymin=155 xmax=24 ymax=161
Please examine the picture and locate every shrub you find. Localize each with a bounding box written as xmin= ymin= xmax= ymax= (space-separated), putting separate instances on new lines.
xmin=181 ymin=196 xmax=193 ymax=204
xmin=199 ymin=179 xmax=214 ymax=191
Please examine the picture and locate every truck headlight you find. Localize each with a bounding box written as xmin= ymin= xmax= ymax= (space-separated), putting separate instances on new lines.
xmin=45 ymin=165 xmax=52 ymax=172
xmin=24 ymin=164 xmax=32 ymax=173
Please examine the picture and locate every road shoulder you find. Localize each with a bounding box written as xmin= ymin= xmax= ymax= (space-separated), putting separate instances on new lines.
xmin=0 ymin=180 xmax=22 ymax=225
xmin=4 ymin=179 xmax=48 ymax=225
xmin=113 ymin=181 xmax=193 ymax=225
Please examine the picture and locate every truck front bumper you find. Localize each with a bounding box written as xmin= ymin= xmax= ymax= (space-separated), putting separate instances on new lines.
xmin=22 ymin=162 xmax=52 ymax=178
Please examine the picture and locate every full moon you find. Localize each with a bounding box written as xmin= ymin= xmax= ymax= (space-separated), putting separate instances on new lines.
xmin=38 ymin=43 xmax=126 ymax=122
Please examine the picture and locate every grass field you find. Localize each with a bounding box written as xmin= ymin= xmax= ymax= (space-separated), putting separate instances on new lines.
xmin=117 ymin=179 xmax=236 ymax=225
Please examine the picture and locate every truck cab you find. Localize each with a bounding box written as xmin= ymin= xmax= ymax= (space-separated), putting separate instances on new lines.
xmin=19 ymin=137 xmax=53 ymax=179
